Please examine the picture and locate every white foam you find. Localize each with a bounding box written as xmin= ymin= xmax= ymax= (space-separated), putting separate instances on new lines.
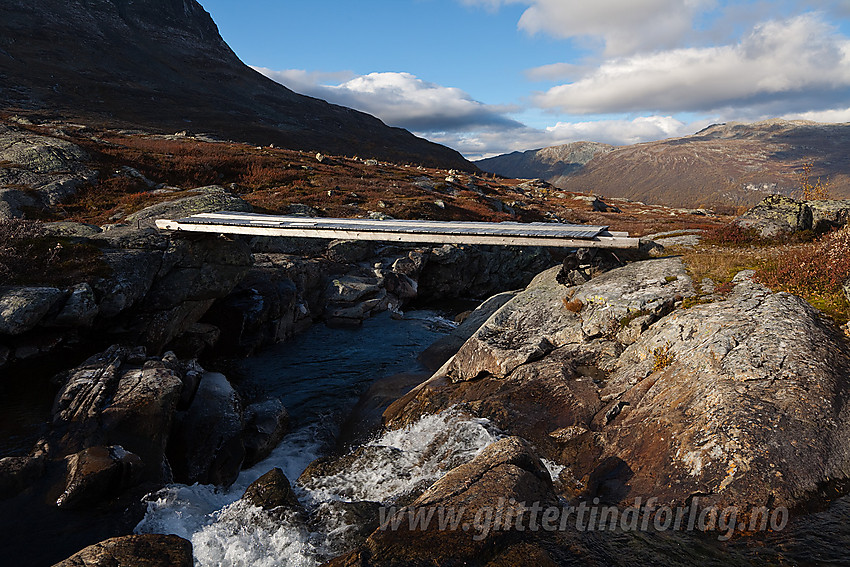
xmin=137 ymin=408 xmax=500 ymax=567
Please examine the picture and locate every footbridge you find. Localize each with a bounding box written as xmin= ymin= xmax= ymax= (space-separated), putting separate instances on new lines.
xmin=155 ymin=212 xmax=640 ymax=249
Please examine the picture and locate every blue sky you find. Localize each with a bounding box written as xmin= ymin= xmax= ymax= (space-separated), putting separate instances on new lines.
xmin=200 ymin=0 xmax=850 ymax=159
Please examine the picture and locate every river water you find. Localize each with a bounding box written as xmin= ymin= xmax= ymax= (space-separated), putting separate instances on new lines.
xmin=131 ymin=310 xmax=850 ymax=566
xmin=135 ymin=310 xmax=505 ymax=566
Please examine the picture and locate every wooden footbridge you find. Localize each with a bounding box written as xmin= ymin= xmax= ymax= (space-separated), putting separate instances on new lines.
xmin=155 ymin=212 xmax=640 ymax=249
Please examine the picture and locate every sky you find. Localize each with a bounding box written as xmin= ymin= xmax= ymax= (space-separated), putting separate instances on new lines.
xmin=199 ymin=0 xmax=850 ymax=159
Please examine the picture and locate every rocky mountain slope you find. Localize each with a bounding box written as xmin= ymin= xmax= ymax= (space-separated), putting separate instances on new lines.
xmin=0 ymin=0 xmax=472 ymax=169
xmin=476 ymin=141 xmax=614 ymax=181
xmin=477 ymin=120 xmax=850 ymax=208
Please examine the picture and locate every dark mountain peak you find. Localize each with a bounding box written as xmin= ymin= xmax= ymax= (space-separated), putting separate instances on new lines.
xmin=0 ymin=0 xmax=473 ymax=169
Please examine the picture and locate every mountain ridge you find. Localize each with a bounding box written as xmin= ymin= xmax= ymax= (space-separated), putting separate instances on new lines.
xmin=476 ymin=119 xmax=850 ymax=208
xmin=0 ymin=0 xmax=473 ymax=169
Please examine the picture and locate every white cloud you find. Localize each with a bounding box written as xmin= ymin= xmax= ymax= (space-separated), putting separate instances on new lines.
xmin=784 ymin=106 xmax=850 ymax=123
xmin=255 ymin=67 xmax=522 ymax=132
xmin=427 ymin=115 xmax=709 ymax=159
xmin=462 ymin=0 xmax=717 ymax=55
xmin=534 ymin=14 xmax=850 ymax=115
xmin=525 ymin=62 xmax=587 ymax=82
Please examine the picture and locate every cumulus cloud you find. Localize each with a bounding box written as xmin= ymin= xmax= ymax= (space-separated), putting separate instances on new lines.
xmin=525 ymin=62 xmax=588 ymax=82
xmin=255 ymin=67 xmax=522 ymax=132
xmin=783 ymin=107 xmax=850 ymax=123
xmin=534 ymin=14 xmax=850 ymax=116
xmin=462 ymin=0 xmax=716 ymax=55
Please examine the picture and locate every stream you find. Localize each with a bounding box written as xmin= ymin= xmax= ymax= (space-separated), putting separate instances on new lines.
xmin=135 ymin=310 xmax=504 ymax=566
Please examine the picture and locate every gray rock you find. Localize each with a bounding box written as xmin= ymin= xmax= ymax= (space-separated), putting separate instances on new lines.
xmin=444 ymin=258 xmax=692 ymax=382
xmin=0 ymin=286 xmax=64 ymax=335
xmin=52 ymin=534 xmax=193 ymax=567
xmin=51 ymin=346 xmax=184 ymax=484
xmin=418 ymin=290 xmax=516 ymax=371
xmin=0 ymin=187 xmax=38 ymax=219
xmin=44 ymin=283 xmax=98 ymax=328
xmin=167 ymin=372 xmax=245 ymax=486
xmin=242 ymin=399 xmax=290 ymax=467
xmin=0 ymin=452 xmax=45 ymax=499
xmin=42 ymin=221 xmax=102 ymax=238
xmin=809 ymin=199 xmax=850 ymax=232
xmin=734 ymin=194 xmax=813 ymax=236
xmin=325 ymin=275 xmax=382 ymax=303
xmin=124 ymin=185 xmax=252 ymax=227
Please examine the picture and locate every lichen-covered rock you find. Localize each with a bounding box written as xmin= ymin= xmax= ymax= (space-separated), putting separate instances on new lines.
xmin=573 ymin=275 xmax=850 ymax=511
xmin=44 ymin=283 xmax=99 ymax=328
xmin=388 ymin=259 xmax=850 ymax=516
xmin=733 ymin=194 xmax=813 ymax=236
xmin=52 ymin=534 xmax=193 ymax=567
xmin=446 ymin=258 xmax=691 ymax=383
xmin=0 ymin=286 xmax=64 ymax=335
xmin=167 ymin=372 xmax=245 ymax=486
xmin=123 ymin=185 xmax=252 ymax=227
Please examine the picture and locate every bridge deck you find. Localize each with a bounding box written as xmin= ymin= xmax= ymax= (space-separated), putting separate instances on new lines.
xmin=155 ymin=212 xmax=640 ymax=248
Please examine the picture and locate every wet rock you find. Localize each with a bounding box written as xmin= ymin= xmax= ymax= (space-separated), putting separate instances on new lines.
xmin=55 ymin=445 xmax=143 ymax=509
xmin=326 ymin=275 xmax=382 ymax=304
xmin=167 ymin=372 xmax=245 ymax=486
xmin=124 ymin=185 xmax=252 ymax=227
xmin=242 ymin=467 xmax=301 ymax=512
xmin=327 ymin=437 xmax=558 ymax=567
xmin=734 ymin=194 xmax=813 ymax=236
xmin=418 ymin=291 xmax=516 ymax=371
xmin=242 ymin=399 xmax=290 ymax=467
xmin=51 ymin=346 xmax=184 ymax=484
xmin=0 ymin=286 xmax=64 ymax=335
xmin=312 ymin=500 xmax=383 ymax=554
xmin=0 ymin=451 xmax=46 ymax=499
xmin=52 ymin=534 xmax=193 ymax=567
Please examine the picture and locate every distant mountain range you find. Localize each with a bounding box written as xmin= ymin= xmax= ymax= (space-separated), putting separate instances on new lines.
xmin=477 ymin=120 xmax=850 ymax=208
xmin=0 ymin=0 xmax=472 ymax=169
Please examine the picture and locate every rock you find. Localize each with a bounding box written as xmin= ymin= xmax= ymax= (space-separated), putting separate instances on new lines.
xmin=327 ymin=437 xmax=558 ymax=567
xmin=44 ymin=283 xmax=98 ymax=328
xmin=337 ymin=372 xmax=431 ymax=449
xmin=242 ymin=399 xmax=290 ymax=467
xmin=42 ymin=221 xmax=102 ymax=238
xmin=288 ymin=203 xmax=319 ymax=217
xmin=325 ymin=275 xmax=382 ymax=304
xmin=311 ymin=500 xmax=383 ymax=554
xmin=572 ymin=277 xmax=850 ymax=511
xmin=167 ymin=372 xmax=245 ymax=486
xmin=806 ymin=199 xmax=850 ymax=232
xmin=241 ymin=467 xmax=301 ymax=512
xmin=447 ymin=258 xmax=692 ymax=383
xmin=734 ymin=194 xmax=813 ymax=237
xmin=418 ymin=291 xmax=516 ymax=371
xmin=52 ymin=534 xmax=193 ymax=567
xmin=55 ymin=445 xmax=143 ymax=509
xmin=0 ymin=286 xmax=64 ymax=335
xmin=0 ymin=187 xmax=38 ymax=219
xmin=51 ymin=346 xmax=184 ymax=484
xmin=124 ymin=185 xmax=252 ymax=227
xmin=0 ymin=452 xmax=45 ymax=499
xmin=382 ymin=272 xmax=417 ymax=301
xmin=326 ymin=240 xmax=375 ymax=264
xmin=417 ymin=245 xmax=553 ymax=302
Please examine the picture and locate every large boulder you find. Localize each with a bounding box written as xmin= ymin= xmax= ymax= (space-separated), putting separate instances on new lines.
xmin=733 ymin=194 xmax=813 ymax=237
xmin=167 ymin=372 xmax=245 ymax=486
xmin=124 ymin=185 xmax=252 ymax=227
xmin=55 ymin=445 xmax=143 ymax=509
xmin=242 ymin=399 xmax=290 ymax=467
xmin=327 ymin=437 xmax=559 ymax=567
xmin=0 ymin=286 xmax=65 ymax=335
xmin=51 ymin=346 xmax=184 ymax=485
xmin=387 ymin=259 xmax=850 ymax=516
xmin=52 ymin=534 xmax=193 ymax=567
